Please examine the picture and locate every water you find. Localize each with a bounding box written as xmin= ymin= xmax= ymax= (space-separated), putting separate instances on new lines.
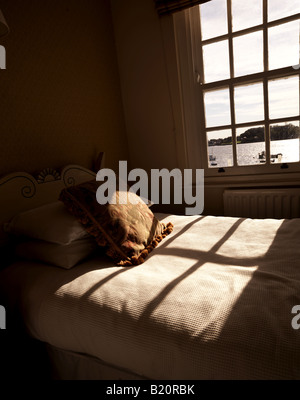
xmin=208 ymin=138 xmax=300 ymax=168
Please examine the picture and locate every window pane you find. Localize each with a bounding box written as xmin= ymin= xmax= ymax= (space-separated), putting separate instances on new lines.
xmin=236 ymin=125 xmax=265 ymax=165
xmin=270 ymin=121 xmax=300 ymax=163
xmin=207 ymin=129 xmax=233 ymax=168
xmin=204 ymin=88 xmax=231 ymax=128
xmin=200 ymin=0 xmax=227 ymax=40
xmin=268 ymin=76 xmax=300 ymax=120
xmin=203 ymin=40 xmax=230 ymax=83
xmin=269 ymin=21 xmax=300 ymax=70
xmin=232 ymin=0 xmax=262 ymax=32
xmin=234 ymin=83 xmax=264 ymax=124
xmin=268 ymin=0 xmax=300 ymax=22
xmin=233 ymin=31 xmax=263 ymax=77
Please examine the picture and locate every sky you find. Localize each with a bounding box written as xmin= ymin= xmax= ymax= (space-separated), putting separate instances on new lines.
xmin=199 ymin=0 xmax=300 ymax=139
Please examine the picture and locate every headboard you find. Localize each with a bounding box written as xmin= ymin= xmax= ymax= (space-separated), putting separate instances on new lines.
xmin=0 ymin=153 xmax=104 ymax=247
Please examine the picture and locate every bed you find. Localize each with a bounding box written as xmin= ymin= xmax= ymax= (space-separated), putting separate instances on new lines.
xmin=0 ymin=158 xmax=300 ymax=381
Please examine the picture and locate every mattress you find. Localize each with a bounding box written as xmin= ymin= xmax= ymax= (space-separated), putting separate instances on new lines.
xmin=1 ymin=213 xmax=300 ymax=380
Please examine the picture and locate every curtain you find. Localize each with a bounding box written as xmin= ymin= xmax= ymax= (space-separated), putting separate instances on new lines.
xmin=154 ymin=0 xmax=211 ymax=16
xmin=0 ymin=9 xmax=9 ymax=38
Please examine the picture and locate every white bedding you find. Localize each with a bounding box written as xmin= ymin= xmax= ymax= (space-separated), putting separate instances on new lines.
xmin=1 ymin=213 xmax=300 ymax=380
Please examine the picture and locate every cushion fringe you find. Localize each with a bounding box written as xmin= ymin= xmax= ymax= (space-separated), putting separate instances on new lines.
xmin=60 ymin=189 xmax=174 ymax=267
xmin=117 ymin=222 xmax=174 ymax=267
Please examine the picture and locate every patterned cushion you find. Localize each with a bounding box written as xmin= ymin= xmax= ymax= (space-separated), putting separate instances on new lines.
xmin=59 ymin=180 xmax=173 ymax=266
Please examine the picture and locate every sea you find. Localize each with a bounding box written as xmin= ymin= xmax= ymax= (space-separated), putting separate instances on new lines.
xmin=208 ymin=138 xmax=300 ymax=168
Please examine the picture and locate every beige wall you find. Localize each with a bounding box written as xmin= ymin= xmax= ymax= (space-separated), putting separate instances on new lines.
xmin=111 ymin=0 xmax=178 ymax=173
xmin=0 ymin=0 xmax=129 ymax=176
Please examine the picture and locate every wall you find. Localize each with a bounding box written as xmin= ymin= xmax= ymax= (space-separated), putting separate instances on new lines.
xmin=110 ymin=0 xmax=178 ymax=173
xmin=0 ymin=0 xmax=129 ymax=176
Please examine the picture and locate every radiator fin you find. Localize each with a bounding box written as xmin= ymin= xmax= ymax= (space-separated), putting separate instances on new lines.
xmin=223 ymin=188 xmax=300 ymax=219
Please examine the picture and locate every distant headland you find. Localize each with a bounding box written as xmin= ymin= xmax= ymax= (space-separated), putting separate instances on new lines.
xmin=208 ymin=124 xmax=300 ymax=146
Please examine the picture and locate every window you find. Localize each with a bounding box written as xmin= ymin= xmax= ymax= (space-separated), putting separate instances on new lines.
xmin=187 ymin=0 xmax=300 ymax=175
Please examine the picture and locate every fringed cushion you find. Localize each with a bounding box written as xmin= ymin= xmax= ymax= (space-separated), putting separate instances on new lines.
xmin=59 ymin=180 xmax=173 ymax=266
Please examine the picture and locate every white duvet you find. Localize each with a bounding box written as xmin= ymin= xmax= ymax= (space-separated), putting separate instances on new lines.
xmin=1 ymin=213 xmax=300 ymax=379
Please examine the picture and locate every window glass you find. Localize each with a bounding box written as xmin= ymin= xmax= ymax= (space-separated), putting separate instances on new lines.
xmin=204 ymin=88 xmax=231 ymax=128
xmin=203 ymin=40 xmax=230 ymax=83
xmin=194 ymin=0 xmax=300 ymax=172
xmin=233 ymin=31 xmax=263 ymax=77
xmin=207 ymin=129 xmax=233 ymax=168
xmin=236 ymin=125 xmax=265 ymax=165
xmin=268 ymin=0 xmax=300 ymax=22
xmin=234 ymin=83 xmax=264 ymax=124
xmin=268 ymin=76 xmax=299 ymax=120
xmin=268 ymin=21 xmax=300 ymax=70
xmin=200 ymin=0 xmax=227 ymax=40
xmin=232 ymin=0 xmax=262 ymax=32
xmin=270 ymin=121 xmax=300 ymax=163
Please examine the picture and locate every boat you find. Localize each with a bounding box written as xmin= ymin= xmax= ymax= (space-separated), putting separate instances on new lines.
xmin=258 ymin=151 xmax=266 ymax=163
xmin=257 ymin=151 xmax=283 ymax=163
xmin=209 ymin=154 xmax=217 ymax=166
xmin=271 ymin=153 xmax=283 ymax=163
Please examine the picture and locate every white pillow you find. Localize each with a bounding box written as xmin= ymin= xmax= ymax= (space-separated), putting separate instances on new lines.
xmin=15 ymin=237 xmax=98 ymax=269
xmin=4 ymin=201 xmax=89 ymax=245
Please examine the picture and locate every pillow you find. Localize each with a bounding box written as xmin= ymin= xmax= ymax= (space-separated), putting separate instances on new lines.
xmin=4 ymin=201 xmax=89 ymax=245
xmin=59 ymin=180 xmax=173 ymax=266
xmin=15 ymin=237 xmax=98 ymax=269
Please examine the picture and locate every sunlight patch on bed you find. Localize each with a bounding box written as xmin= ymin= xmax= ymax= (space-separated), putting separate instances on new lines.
xmin=148 ymin=261 xmax=258 ymax=342
xmin=214 ymin=218 xmax=285 ymax=260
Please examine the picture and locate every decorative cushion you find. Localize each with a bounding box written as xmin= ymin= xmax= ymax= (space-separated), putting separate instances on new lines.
xmin=4 ymin=201 xmax=89 ymax=245
xmin=59 ymin=180 xmax=173 ymax=266
xmin=15 ymin=237 xmax=98 ymax=269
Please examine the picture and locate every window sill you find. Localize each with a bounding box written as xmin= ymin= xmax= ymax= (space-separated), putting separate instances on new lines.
xmin=204 ymin=168 xmax=300 ymax=188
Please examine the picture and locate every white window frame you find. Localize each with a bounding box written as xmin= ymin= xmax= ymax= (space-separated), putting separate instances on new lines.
xmin=168 ymin=0 xmax=300 ymax=181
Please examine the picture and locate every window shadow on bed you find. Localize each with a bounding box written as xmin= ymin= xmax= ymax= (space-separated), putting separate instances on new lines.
xmin=71 ymin=216 xmax=207 ymax=302
xmin=151 ymin=216 xmax=206 ymax=252
xmin=209 ymin=218 xmax=300 ymax=379
xmin=139 ymin=217 xmax=300 ymax=379
xmin=78 ymin=263 xmax=143 ymax=303
xmin=139 ymin=218 xmax=245 ymax=323
xmin=34 ymin=216 xmax=206 ymax=302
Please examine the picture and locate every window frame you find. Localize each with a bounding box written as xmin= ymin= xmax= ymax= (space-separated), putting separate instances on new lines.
xmin=186 ymin=0 xmax=300 ymax=177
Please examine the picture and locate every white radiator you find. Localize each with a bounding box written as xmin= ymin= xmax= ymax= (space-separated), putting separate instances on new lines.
xmin=223 ymin=188 xmax=300 ymax=219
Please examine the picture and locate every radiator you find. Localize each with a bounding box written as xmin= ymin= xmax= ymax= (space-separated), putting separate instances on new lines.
xmin=223 ymin=188 xmax=300 ymax=219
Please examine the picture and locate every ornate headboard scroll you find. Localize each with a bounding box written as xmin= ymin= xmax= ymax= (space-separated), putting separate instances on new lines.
xmin=0 ymin=163 xmax=98 ymax=245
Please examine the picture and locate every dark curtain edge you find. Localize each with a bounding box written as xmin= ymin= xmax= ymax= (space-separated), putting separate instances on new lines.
xmin=154 ymin=0 xmax=211 ymax=16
